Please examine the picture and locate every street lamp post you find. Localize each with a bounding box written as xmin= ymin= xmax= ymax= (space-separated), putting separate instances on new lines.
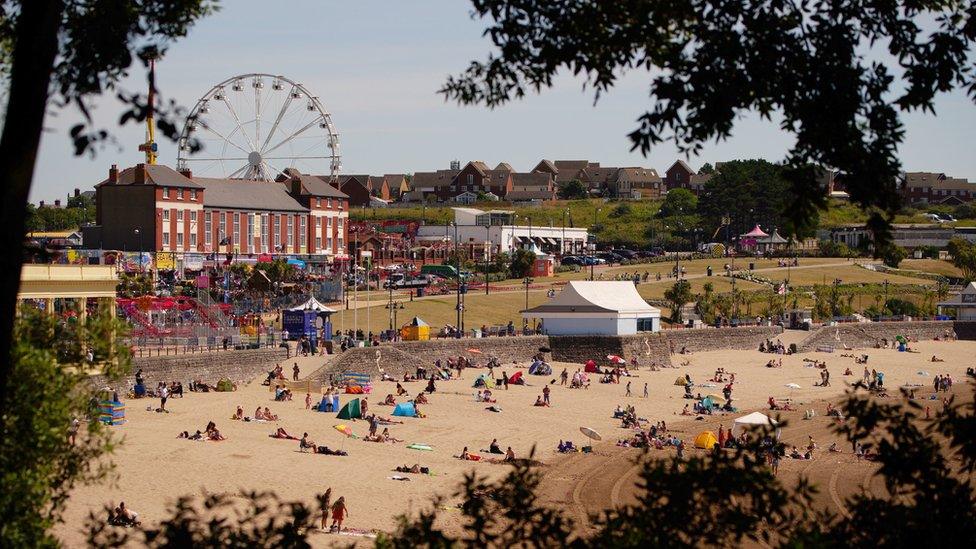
xmin=452 ymin=222 xmax=462 ymax=337
xmin=484 ymin=224 xmax=491 ymax=295
xmin=523 ymin=276 xmax=533 ymax=331
xmin=590 ymin=208 xmax=601 ymax=281
xmin=562 ymin=208 xmax=569 ymax=256
xmin=133 ymin=228 xmax=143 ymax=271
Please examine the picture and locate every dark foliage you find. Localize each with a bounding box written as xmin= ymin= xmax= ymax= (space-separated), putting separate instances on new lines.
xmin=441 ymin=0 xmax=976 ymax=247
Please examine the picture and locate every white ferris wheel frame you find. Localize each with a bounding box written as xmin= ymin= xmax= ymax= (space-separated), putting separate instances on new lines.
xmin=176 ymin=73 xmax=341 ymax=182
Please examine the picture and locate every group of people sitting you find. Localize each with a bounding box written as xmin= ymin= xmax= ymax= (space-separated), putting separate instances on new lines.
xmin=274 ymin=385 xmax=293 ymax=401
xmin=711 ymin=368 xmax=735 ymax=383
xmin=262 ymin=364 xmax=288 ymax=386
xmin=107 ymin=502 xmax=140 ymax=526
xmin=458 ymin=442 xmax=516 ymax=462
xmin=556 ymin=440 xmax=578 ymax=453
xmin=475 ymin=389 xmax=496 ymax=403
xmin=759 ymin=339 xmax=790 ymax=354
xmin=229 ymin=405 xmax=279 ymax=422
xmin=613 ymin=404 xmax=644 ymax=428
xmin=177 ymin=421 xmax=225 ymax=441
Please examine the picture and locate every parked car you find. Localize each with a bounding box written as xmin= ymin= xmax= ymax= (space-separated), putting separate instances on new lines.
xmin=560 ymin=256 xmax=585 ymax=266
xmin=614 ymin=249 xmax=639 ymax=259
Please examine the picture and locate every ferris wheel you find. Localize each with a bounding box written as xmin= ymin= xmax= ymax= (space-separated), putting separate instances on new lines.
xmin=176 ymin=73 xmax=341 ymax=181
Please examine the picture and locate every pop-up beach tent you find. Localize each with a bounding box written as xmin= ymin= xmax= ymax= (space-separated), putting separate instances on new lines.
xmin=731 ymin=411 xmax=779 ymax=437
xmin=508 ymin=371 xmax=524 ymax=385
xmin=392 ymin=401 xmax=417 ymax=417
xmin=528 ymin=361 xmax=552 ymax=375
xmin=336 ymin=398 xmax=362 ymax=419
xmin=694 ymin=431 xmax=719 ymax=449
xmin=317 ymin=395 xmax=340 ymax=412
xmin=472 ymin=373 xmax=493 ymax=388
xmin=585 ymin=360 xmax=598 ymax=373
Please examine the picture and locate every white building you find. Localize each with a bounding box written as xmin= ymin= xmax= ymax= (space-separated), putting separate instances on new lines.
xmin=415 ymin=207 xmax=589 ymax=255
xmin=937 ymin=281 xmax=976 ymax=320
xmin=522 ymin=281 xmax=661 ymax=335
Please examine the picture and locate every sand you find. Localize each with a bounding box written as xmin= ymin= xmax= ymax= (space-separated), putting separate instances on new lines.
xmin=57 ymin=338 xmax=974 ymax=546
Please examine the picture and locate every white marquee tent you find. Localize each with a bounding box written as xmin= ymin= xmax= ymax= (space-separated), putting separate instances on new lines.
xmin=522 ymin=280 xmax=660 ymax=335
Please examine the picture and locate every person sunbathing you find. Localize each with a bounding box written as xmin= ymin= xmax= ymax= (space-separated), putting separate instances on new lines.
xmin=396 ymin=382 xmax=408 ymax=396
xmin=828 ymin=442 xmax=840 ymax=453
xmin=557 ymin=440 xmax=577 ymax=453
xmin=254 ymin=407 xmax=265 ymax=420
xmin=231 ymin=406 xmax=244 ymax=420
xmin=459 ymin=446 xmax=471 ymax=460
xmin=373 ymin=414 xmax=404 ymax=425
xmin=505 ymin=447 xmax=516 ymax=462
xmin=768 ymin=397 xmax=779 ymax=410
xmin=414 ymin=393 xmax=429 ymax=405
xmin=380 ymin=428 xmax=403 ymax=443
xmin=206 ymin=427 xmax=226 ymax=441
xmin=681 ymin=404 xmax=691 ymax=416
xmin=534 ymin=396 xmax=549 ymax=407
xmin=381 ymin=394 xmax=397 ymax=405
xmin=263 ymin=407 xmax=279 ymax=421
xmin=270 ymin=427 xmax=298 ymax=440
xmin=315 ymin=446 xmax=348 ymax=456
xmin=781 ymin=401 xmax=797 ymax=411
xmin=931 ymin=355 xmax=945 ymax=362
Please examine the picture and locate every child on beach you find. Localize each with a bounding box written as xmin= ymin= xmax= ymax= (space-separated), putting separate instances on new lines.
xmin=305 ymin=393 xmax=311 ymax=410
xmin=330 ymin=496 xmax=348 ymax=531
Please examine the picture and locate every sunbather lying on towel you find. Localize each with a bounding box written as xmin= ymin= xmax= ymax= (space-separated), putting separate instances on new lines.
xmin=269 ymin=427 xmax=298 ymax=440
xmin=315 ymin=446 xmax=348 ymax=456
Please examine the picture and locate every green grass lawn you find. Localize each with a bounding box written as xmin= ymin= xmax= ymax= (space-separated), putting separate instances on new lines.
xmin=330 ymin=256 xmax=944 ymax=334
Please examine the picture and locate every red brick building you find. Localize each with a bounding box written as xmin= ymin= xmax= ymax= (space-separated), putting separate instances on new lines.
xmin=86 ymin=163 xmax=348 ymax=259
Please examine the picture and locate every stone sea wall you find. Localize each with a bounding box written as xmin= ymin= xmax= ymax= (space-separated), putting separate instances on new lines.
xmin=796 ymin=320 xmax=954 ymax=351
xmin=91 ymin=347 xmax=289 ymax=391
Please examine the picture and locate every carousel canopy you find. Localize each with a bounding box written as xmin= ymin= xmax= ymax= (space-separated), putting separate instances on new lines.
xmin=741 ymin=224 xmax=768 ymax=238
xmin=288 ymin=296 xmax=336 ymax=313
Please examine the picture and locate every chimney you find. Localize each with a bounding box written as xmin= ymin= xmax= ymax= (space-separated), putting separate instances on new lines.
xmin=179 ymin=168 xmax=192 ymax=178
xmin=54 ymin=199 xmax=61 ymax=207
xmin=74 ymin=188 xmax=80 ymax=197
xmin=109 ymin=164 xmax=119 ymax=183
xmin=134 ymin=163 xmax=146 ymax=184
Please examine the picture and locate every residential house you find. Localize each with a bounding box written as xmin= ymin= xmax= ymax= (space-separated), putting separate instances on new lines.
xmin=508 ymin=171 xmax=556 ymax=202
xmin=664 ymin=160 xmax=713 ymax=195
xmin=383 ymin=174 xmax=409 ymax=199
xmin=403 ymin=169 xmax=458 ymax=202
xmin=901 ymin=172 xmax=975 ymax=205
xmin=611 ymin=167 xmax=663 ymax=199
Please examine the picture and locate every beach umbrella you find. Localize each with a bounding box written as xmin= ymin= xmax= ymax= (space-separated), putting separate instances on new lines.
xmin=607 ymin=355 xmax=626 ymax=364
xmin=705 ymin=393 xmax=725 ymax=402
xmin=579 ymin=426 xmax=602 ymax=441
xmin=785 ymin=383 xmax=801 ymax=389
xmin=333 ymin=424 xmax=356 ymax=438
xmin=674 ymin=377 xmax=688 ymax=386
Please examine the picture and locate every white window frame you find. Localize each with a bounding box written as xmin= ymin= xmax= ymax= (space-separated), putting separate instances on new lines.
xmin=162 ymin=232 xmax=170 ymax=246
xmin=162 ymin=187 xmax=170 ymax=199
xmin=190 ymin=189 xmax=197 ymax=201
xmin=176 ymin=209 xmax=184 ymax=222
xmin=162 ymin=209 xmax=170 ymax=222
xmin=204 ymin=211 xmax=212 ymax=245
xmin=247 ymin=213 xmax=255 ymax=253
xmin=176 ymin=188 xmax=184 ymax=200
xmin=273 ymin=215 xmax=281 ymax=248
xmin=261 ymin=213 xmax=269 ymax=251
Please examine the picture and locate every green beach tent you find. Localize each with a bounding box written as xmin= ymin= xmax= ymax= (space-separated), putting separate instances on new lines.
xmin=336 ymin=398 xmax=362 ymax=420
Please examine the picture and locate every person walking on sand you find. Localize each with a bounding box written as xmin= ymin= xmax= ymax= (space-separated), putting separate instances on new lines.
xmin=626 ymin=381 xmax=631 ymax=397
xmin=330 ymin=496 xmax=348 ymax=531
xmin=543 ymin=385 xmax=551 ymax=405
xmin=159 ymin=384 xmax=169 ymax=412
xmin=560 ymin=368 xmax=568 ymax=386
xmin=305 ymin=393 xmax=312 ymax=410
xmin=293 ymin=362 xmax=300 ymax=381
xmin=318 ymin=488 xmax=332 ymax=530
xmin=643 ymin=383 xmax=648 ymax=398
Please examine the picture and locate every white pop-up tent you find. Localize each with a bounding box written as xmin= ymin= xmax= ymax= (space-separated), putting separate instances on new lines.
xmin=731 ymin=411 xmax=779 ymax=437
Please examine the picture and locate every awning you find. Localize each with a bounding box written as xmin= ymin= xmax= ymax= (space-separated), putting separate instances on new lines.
xmin=544 ymin=237 xmax=558 ymax=245
xmin=516 ymin=236 xmax=530 ymax=243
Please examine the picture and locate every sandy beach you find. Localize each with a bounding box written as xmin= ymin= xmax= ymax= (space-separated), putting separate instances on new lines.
xmin=58 ymin=337 xmax=974 ymax=546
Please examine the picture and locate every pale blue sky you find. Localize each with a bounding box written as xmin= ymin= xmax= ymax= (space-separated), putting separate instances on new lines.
xmin=30 ymin=0 xmax=976 ymax=202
